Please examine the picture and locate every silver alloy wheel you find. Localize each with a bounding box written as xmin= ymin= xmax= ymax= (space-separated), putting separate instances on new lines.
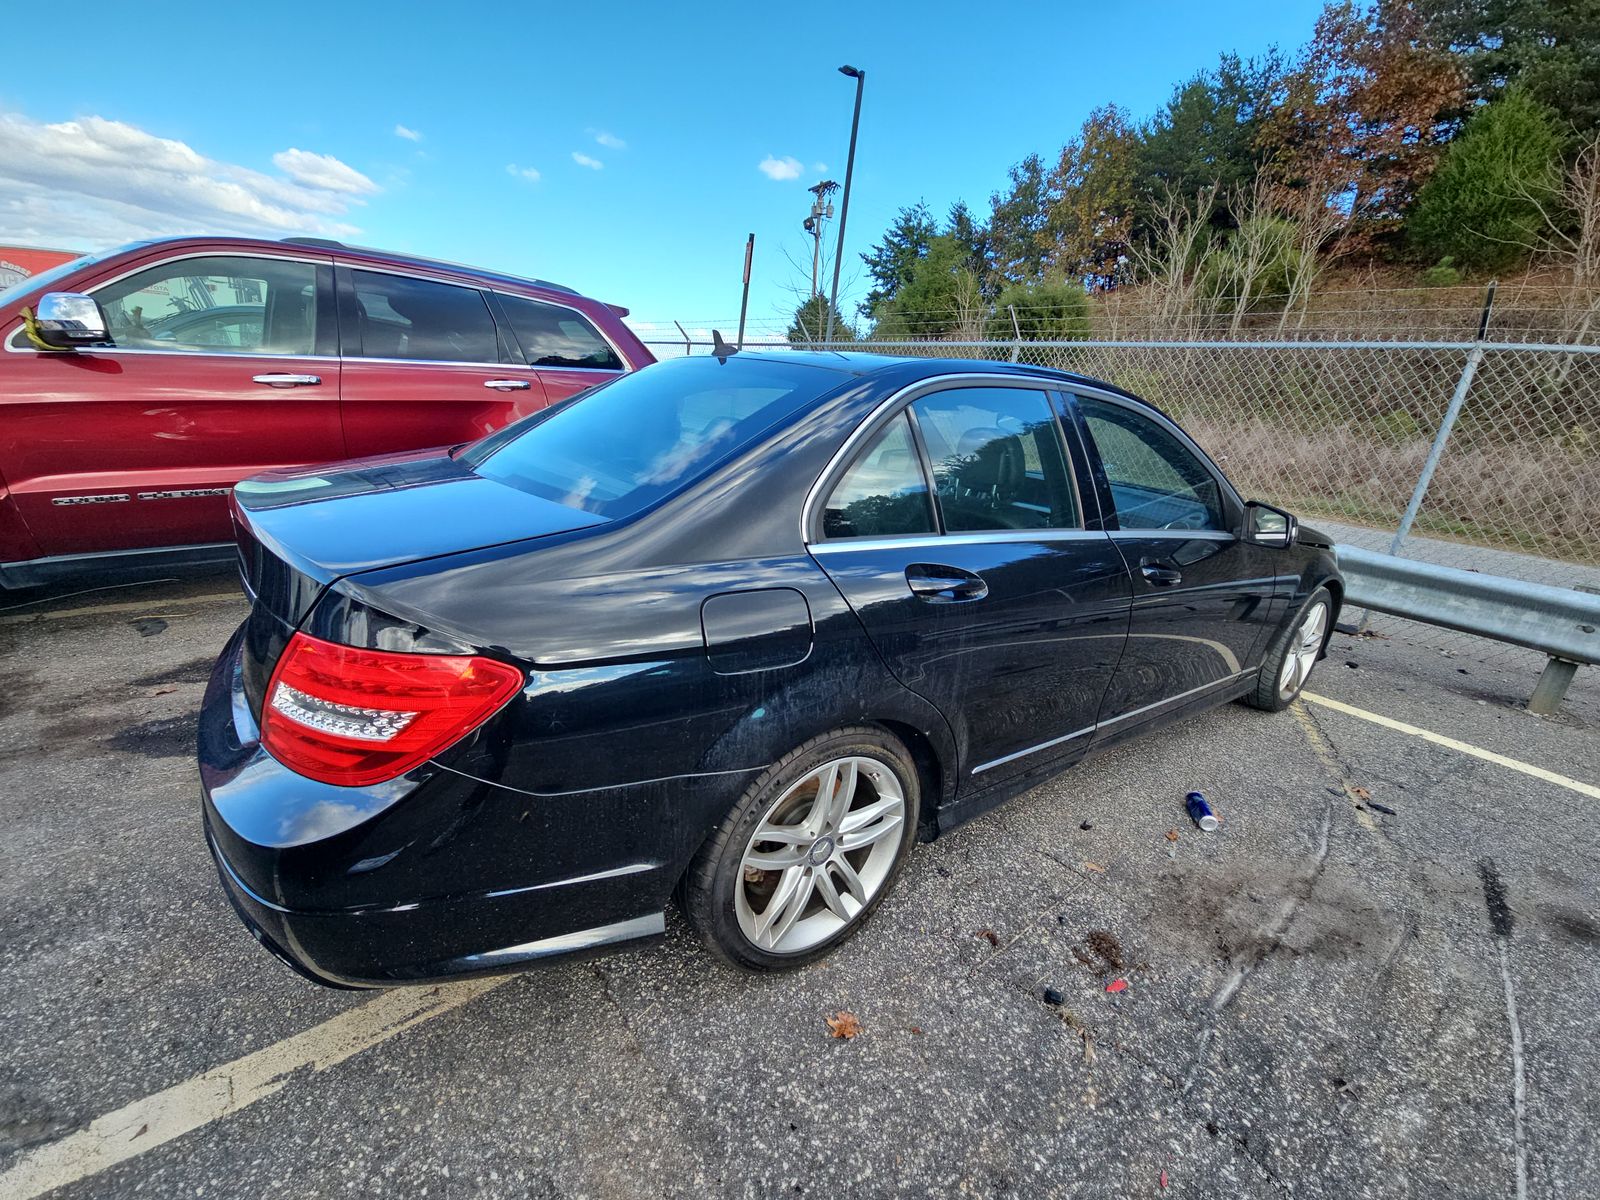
xmin=734 ymin=755 xmax=906 ymax=954
xmin=1279 ymin=599 xmax=1329 ymax=699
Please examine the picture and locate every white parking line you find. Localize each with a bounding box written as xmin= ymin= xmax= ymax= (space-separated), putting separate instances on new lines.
xmin=0 ymin=976 xmax=508 ymax=1200
xmin=1301 ymin=691 xmax=1600 ymax=801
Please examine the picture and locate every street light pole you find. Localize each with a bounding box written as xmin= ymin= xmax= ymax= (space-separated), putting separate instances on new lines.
xmin=826 ymin=64 xmax=864 ymax=344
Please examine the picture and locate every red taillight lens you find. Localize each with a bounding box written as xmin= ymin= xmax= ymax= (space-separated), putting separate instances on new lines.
xmin=260 ymin=632 xmax=523 ymax=787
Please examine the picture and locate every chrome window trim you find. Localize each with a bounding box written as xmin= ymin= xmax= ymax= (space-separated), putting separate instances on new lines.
xmin=969 ymin=667 xmax=1254 ymax=776
xmin=810 ymin=529 xmax=1111 ymax=556
xmin=341 ymin=354 xmax=524 ymax=371
xmin=1107 ymin=529 xmax=1238 ymax=541
xmin=5 ymin=248 xmax=331 ymax=357
xmin=800 ymin=372 xmax=1090 ymax=547
xmin=4 ymin=338 xmax=342 ymax=362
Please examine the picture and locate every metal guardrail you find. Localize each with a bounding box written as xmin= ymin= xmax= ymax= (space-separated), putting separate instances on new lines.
xmin=1335 ymin=544 xmax=1600 ymax=713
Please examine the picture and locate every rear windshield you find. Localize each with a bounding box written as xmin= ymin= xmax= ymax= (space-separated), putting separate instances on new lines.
xmin=462 ymin=356 xmax=845 ymax=519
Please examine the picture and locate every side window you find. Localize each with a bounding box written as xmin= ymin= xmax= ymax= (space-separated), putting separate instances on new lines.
xmin=497 ymin=293 xmax=623 ymax=371
xmin=349 ymin=270 xmax=499 ymax=363
xmin=1078 ymin=395 xmax=1224 ymax=531
xmin=911 ymin=387 xmax=1078 ymax=532
xmin=92 ymin=255 xmax=317 ymax=354
xmin=821 ymin=412 xmax=936 ymax=540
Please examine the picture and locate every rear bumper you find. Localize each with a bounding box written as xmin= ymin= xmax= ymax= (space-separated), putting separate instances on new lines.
xmin=204 ymin=822 xmax=665 ymax=988
xmin=200 ymin=626 xmax=677 ymax=988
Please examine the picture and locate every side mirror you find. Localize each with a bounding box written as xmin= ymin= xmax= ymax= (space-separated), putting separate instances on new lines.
xmin=1245 ymin=500 xmax=1297 ymax=549
xmin=24 ymin=292 xmax=110 ymax=350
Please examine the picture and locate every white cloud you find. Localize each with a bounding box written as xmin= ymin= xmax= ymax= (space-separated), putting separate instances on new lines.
xmin=0 ymin=111 xmax=378 ymax=247
xmin=571 ymin=152 xmax=604 ymax=170
xmin=506 ymin=163 xmax=541 ymax=183
xmin=591 ymin=130 xmax=626 ymax=150
xmin=812 ymin=162 xmax=828 ymax=172
xmin=758 ymin=155 xmax=803 ymax=181
xmin=394 ymin=123 xmax=423 ymax=142
xmin=271 ymin=148 xmax=378 ymax=196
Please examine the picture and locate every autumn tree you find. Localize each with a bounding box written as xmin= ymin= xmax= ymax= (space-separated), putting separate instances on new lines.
xmin=1046 ymin=104 xmax=1140 ymax=290
xmin=1258 ymin=0 xmax=1465 ymax=251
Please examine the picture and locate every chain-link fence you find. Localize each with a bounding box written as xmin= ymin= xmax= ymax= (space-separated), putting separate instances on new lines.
xmin=640 ymin=331 xmax=1600 ymax=678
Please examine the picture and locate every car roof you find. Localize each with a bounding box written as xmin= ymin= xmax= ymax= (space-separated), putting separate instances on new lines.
xmin=732 ymin=348 xmax=1145 ymax=403
xmin=106 ymin=235 xmax=582 ymax=298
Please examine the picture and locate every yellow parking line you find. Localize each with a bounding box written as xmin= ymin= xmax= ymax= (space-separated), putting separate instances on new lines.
xmin=1289 ymin=701 xmax=1377 ymax=830
xmin=0 ymin=976 xmax=508 ymax=1200
xmin=1301 ymin=691 xmax=1600 ymax=801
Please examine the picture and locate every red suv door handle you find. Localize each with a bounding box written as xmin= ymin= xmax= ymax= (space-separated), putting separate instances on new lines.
xmin=252 ymin=374 xmax=321 ymax=387
xmin=484 ymin=379 xmax=532 ymax=391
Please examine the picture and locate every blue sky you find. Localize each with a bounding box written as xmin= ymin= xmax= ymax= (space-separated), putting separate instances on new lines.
xmin=0 ymin=1 xmax=1325 ymax=344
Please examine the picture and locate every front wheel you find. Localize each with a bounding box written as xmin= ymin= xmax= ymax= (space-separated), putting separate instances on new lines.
xmin=682 ymin=726 xmax=920 ymax=971
xmin=1243 ymin=586 xmax=1332 ymax=711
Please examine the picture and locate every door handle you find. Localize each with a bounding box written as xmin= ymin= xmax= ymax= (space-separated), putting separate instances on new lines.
xmin=484 ymin=379 xmax=532 ymax=391
xmin=252 ymin=373 xmax=321 ymax=387
xmin=906 ymin=564 xmax=989 ymax=603
xmin=1140 ymin=559 xmax=1183 ymax=586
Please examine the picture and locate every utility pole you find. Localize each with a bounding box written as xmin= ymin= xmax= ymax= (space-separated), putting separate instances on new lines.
xmin=827 ymin=64 xmax=865 ymax=344
xmin=804 ymin=180 xmax=839 ymax=302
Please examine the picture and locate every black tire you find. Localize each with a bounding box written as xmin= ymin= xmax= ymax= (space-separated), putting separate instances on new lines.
xmin=682 ymin=725 xmax=921 ymax=971
xmin=1243 ymin=585 xmax=1333 ymax=711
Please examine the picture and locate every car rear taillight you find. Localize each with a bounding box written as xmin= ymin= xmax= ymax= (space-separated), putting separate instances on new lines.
xmin=260 ymin=632 xmax=523 ymax=787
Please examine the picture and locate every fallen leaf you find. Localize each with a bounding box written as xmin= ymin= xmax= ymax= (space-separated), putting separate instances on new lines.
xmin=131 ymin=1124 xmax=148 ymax=1140
xmin=825 ymin=1011 xmax=862 ymax=1040
xmin=1352 ymin=786 xmax=1372 ymax=802
xmin=144 ymin=686 xmax=177 ymax=697
xmin=909 ymin=1025 xmax=924 ymax=1035
xmin=974 ymin=928 xmax=1000 ymax=947
xmin=1083 ymin=861 xmax=1106 ymax=874
xmin=1105 ymin=978 xmax=1128 ymax=994
xmin=1164 ymin=830 xmax=1180 ymax=842
xmin=1160 ymin=1169 xmax=1169 ymax=1189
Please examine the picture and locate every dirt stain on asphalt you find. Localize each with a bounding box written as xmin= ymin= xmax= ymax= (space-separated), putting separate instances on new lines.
xmin=1477 ymin=858 xmax=1515 ymax=939
xmin=130 ymin=656 xmax=216 ymax=688
xmin=106 ymin=714 xmax=197 ymax=759
xmin=1539 ymin=906 xmax=1597 ymax=945
xmin=1085 ymin=930 xmax=1125 ymax=970
xmin=1146 ymin=866 xmax=1390 ymax=966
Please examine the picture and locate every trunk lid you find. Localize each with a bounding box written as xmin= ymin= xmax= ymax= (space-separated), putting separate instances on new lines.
xmin=230 ymin=447 xmax=608 ymax=719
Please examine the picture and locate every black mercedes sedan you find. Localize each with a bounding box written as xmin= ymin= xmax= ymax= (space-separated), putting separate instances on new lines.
xmin=200 ymin=351 xmax=1340 ymax=987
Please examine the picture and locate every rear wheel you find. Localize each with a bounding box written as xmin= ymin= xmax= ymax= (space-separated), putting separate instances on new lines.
xmin=1243 ymin=586 xmax=1332 ymax=711
xmin=683 ymin=726 xmax=920 ymax=971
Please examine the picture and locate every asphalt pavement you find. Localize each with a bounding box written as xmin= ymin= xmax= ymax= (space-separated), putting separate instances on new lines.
xmin=1 ymin=569 xmax=1596 ymax=1199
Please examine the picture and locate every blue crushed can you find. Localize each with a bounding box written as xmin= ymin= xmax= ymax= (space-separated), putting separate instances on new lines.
xmin=1185 ymin=791 xmax=1220 ymax=831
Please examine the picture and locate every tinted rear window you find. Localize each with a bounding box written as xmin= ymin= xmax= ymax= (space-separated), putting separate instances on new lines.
xmin=463 ymin=356 xmax=845 ymax=519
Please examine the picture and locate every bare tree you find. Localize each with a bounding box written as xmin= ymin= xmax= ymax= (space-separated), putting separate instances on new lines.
xmin=1127 ymin=183 xmax=1219 ymax=340
xmin=951 ymin=269 xmax=988 ymax=343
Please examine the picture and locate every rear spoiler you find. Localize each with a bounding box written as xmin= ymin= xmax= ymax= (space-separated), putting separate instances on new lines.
xmin=605 ymin=302 xmax=630 ymax=318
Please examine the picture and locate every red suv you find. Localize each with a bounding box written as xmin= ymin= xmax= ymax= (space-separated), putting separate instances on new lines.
xmin=0 ymin=236 xmax=653 ymax=587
